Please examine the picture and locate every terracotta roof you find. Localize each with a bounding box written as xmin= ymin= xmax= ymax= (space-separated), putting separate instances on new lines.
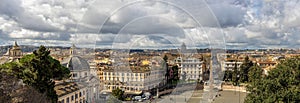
xmin=54 ymin=82 xmax=84 ymax=97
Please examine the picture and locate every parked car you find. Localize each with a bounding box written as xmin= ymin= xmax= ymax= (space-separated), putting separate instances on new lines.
xmin=138 ymin=99 xmax=143 ymax=102
xmin=133 ymin=96 xmax=142 ymax=101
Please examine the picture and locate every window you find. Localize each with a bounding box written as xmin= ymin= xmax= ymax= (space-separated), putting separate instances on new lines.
xmin=73 ymin=73 xmax=77 ymax=77
xmin=75 ymin=93 xmax=78 ymax=99
xmin=79 ymin=92 xmax=82 ymax=97
xmin=85 ymin=72 xmax=87 ymax=76
xmin=66 ymin=97 xmax=69 ymax=103
xmin=71 ymin=96 xmax=74 ymax=101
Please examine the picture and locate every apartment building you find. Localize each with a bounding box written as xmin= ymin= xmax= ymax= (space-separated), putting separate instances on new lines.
xmin=101 ymin=57 xmax=166 ymax=94
xmin=175 ymin=57 xmax=203 ymax=80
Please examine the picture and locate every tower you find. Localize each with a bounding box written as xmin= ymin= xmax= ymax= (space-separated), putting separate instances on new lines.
xmin=70 ymin=44 xmax=76 ymax=56
xmin=181 ymin=42 xmax=187 ymax=53
xmin=9 ymin=41 xmax=22 ymax=59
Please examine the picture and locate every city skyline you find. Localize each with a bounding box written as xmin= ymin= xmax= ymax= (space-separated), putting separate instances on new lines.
xmin=1 ymin=0 xmax=300 ymax=103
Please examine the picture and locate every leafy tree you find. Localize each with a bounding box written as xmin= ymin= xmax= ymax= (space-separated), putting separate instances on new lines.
xmin=202 ymin=57 xmax=209 ymax=81
xmin=239 ymin=56 xmax=253 ymax=83
xmin=223 ymin=70 xmax=232 ymax=82
xmin=163 ymin=55 xmax=171 ymax=84
xmin=232 ymin=62 xmax=239 ymax=85
xmin=245 ymin=57 xmax=300 ymax=103
xmin=248 ymin=64 xmax=263 ymax=84
xmin=163 ymin=55 xmax=168 ymax=63
xmin=169 ymin=65 xmax=179 ymax=84
xmin=0 ymin=62 xmax=23 ymax=77
xmin=0 ymin=45 xmax=70 ymax=103
xmin=111 ymin=88 xmax=124 ymax=101
xmin=18 ymin=45 xmax=70 ymax=102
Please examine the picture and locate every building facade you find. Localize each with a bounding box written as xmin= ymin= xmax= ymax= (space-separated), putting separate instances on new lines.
xmin=56 ymin=82 xmax=87 ymax=103
xmin=221 ymin=61 xmax=243 ymax=71
xmin=57 ymin=45 xmax=101 ymax=103
xmin=175 ymin=57 xmax=203 ymax=80
xmin=101 ymin=57 xmax=166 ymax=94
xmin=0 ymin=41 xmax=23 ymax=64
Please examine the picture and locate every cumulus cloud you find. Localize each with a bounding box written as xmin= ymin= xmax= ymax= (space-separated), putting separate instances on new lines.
xmin=0 ymin=0 xmax=61 ymax=32
xmin=0 ymin=0 xmax=300 ymax=49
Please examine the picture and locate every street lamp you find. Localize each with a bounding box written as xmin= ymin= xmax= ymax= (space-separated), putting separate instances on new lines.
xmin=185 ymin=93 xmax=187 ymax=102
xmin=235 ymin=74 xmax=239 ymax=95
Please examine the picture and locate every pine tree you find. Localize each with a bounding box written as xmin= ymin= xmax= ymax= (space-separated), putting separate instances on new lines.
xmin=239 ymin=56 xmax=253 ymax=83
xmin=171 ymin=65 xmax=179 ymax=83
xmin=163 ymin=55 xmax=170 ymax=84
xmin=19 ymin=45 xmax=70 ymax=102
xmin=232 ymin=62 xmax=239 ymax=86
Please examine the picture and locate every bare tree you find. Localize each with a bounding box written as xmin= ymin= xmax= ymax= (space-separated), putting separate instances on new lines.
xmin=0 ymin=72 xmax=50 ymax=103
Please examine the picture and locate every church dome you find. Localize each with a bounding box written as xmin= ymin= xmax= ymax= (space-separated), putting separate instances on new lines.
xmin=61 ymin=56 xmax=90 ymax=71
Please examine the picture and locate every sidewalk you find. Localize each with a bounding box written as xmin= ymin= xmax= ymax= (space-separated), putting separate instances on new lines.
xmin=212 ymin=90 xmax=247 ymax=103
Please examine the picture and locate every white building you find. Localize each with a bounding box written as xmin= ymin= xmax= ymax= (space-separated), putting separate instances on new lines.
xmin=58 ymin=44 xmax=101 ymax=103
xmin=221 ymin=60 xmax=243 ymax=71
xmin=101 ymin=57 xmax=166 ymax=94
xmin=175 ymin=57 xmax=203 ymax=80
xmin=174 ymin=43 xmax=203 ymax=81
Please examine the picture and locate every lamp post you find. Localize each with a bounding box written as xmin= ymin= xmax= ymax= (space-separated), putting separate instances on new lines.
xmin=239 ymin=83 xmax=240 ymax=103
xmin=185 ymin=92 xmax=187 ymax=102
xmin=234 ymin=54 xmax=240 ymax=94
xmin=235 ymin=74 xmax=239 ymax=95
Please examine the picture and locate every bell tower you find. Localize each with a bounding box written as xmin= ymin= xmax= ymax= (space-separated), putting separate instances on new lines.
xmin=9 ymin=41 xmax=22 ymax=59
xmin=70 ymin=44 xmax=76 ymax=56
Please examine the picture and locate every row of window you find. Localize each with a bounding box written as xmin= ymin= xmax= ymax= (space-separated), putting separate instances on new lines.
xmin=103 ymin=74 xmax=161 ymax=79
xmin=181 ymin=68 xmax=202 ymax=70
xmin=182 ymin=64 xmax=201 ymax=67
xmin=106 ymin=86 xmax=143 ymax=91
xmin=104 ymin=77 xmax=145 ymax=82
xmin=103 ymin=72 xmax=163 ymax=77
xmin=182 ymin=60 xmax=201 ymax=62
xmin=58 ymin=91 xmax=85 ymax=103
xmin=71 ymin=72 xmax=88 ymax=78
xmin=182 ymin=71 xmax=201 ymax=74
xmin=103 ymin=75 xmax=164 ymax=81
xmin=225 ymin=64 xmax=241 ymax=67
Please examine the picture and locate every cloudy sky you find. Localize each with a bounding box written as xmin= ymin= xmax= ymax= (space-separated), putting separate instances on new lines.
xmin=0 ymin=0 xmax=300 ymax=49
